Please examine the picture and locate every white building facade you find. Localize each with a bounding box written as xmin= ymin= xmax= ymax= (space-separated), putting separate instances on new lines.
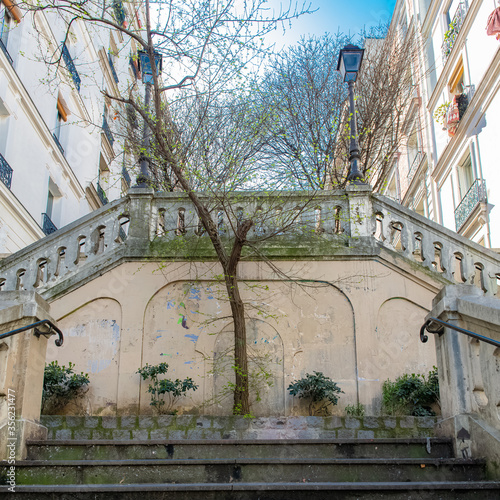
xmin=383 ymin=0 xmax=500 ymax=250
xmin=0 ymin=0 xmax=142 ymax=253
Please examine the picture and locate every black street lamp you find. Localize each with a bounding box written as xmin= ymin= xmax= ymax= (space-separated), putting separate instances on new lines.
xmin=337 ymin=44 xmax=366 ymax=184
xmin=136 ymin=49 xmax=163 ymax=188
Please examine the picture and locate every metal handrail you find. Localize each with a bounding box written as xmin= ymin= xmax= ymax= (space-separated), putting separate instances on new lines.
xmin=420 ymin=317 xmax=500 ymax=348
xmin=0 ymin=320 xmax=64 ymax=346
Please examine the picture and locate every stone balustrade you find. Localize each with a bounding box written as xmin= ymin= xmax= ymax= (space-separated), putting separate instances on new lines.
xmin=371 ymin=194 xmax=500 ymax=296
xmin=0 ymin=197 xmax=130 ymax=297
xmin=0 ymin=187 xmax=499 ymax=299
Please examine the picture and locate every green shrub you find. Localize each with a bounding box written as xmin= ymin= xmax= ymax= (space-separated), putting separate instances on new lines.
xmin=42 ymin=361 xmax=90 ymax=414
xmin=288 ymin=372 xmax=344 ymax=416
xmin=345 ymin=402 xmax=365 ymax=417
xmin=137 ymin=362 xmax=198 ymax=414
xmin=382 ymin=366 xmax=440 ymax=416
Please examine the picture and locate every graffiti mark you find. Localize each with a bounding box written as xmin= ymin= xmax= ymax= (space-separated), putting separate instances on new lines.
xmin=166 ymin=300 xmax=175 ymax=310
xmin=156 ymin=335 xmax=162 ymax=339
xmin=179 ymin=302 xmax=186 ymax=309
xmin=188 ymin=288 xmax=201 ymax=301
xmin=184 ymin=361 xmax=194 ymax=364
xmin=160 ymin=353 xmax=172 ymax=357
xmin=184 ymin=334 xmax=199 ymax=343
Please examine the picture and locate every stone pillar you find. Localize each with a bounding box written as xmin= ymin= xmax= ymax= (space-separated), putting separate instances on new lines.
xmin=127 ymin=187 xmax=155 ymax=244
xmin=346 ymin=184 xmax=373 ymax=239
xmin=428 ymin=284 xmax=500 ymax=477
xmin=0 ymin=291 xmax=59 ymax=459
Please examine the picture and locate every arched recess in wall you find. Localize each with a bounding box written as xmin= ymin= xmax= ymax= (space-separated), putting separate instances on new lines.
xmin=212 ymin=318 xmax=284 ymax=416
xmin=53 ymin=298 xmax=122 ymax=415
xmin=142 ymin=279 xmax=356 ymax=416
xmin=373 ymin=298 xmax=435 ymax=382
xmin=141 ymin=281 xmax=214 ymax=414
xmin=284 ymin=280 xmax=357 ymax=413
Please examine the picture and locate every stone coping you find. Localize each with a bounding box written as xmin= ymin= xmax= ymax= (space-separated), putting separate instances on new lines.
xmin=40 ymin=415 xmax=437 ymax=441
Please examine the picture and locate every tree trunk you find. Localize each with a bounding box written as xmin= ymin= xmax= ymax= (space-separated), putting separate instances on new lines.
xmin=224 ymin=219 xmax=253 ymax=415
xmin=224 ymin=270 xmax=250 ymax=415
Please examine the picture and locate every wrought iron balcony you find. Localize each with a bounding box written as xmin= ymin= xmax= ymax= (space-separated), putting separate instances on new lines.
xmin=122 ymin=166 xmax=131 ymax=187
xmin=113 ymin=0 xmax=126 ymax=26
xmin=455 ymin=179 xmax=487 ymax=231
xmin=61 ymin=44 xmax=81 ymax=92
xmin=407 ymin=151 xmax=424 ymax=182
xmin=108 ymin=53 xmax=119 ymax=83
xmin=52 ymin=133 xmax=65 ymax=155
xmin=0 ymin=38 xmax=13 ymax=65
xmin=441 ymin=2 xmax=467 ymax=63
xmin=97 ymin=181 xmax=109 ymax=205
xmin=0 ymin=153 xmax=13 ymax=189
xmin=102 ymin=116 xmax=114 ymax=147
xmin=42 ymin=213 xmax=58 ymax=235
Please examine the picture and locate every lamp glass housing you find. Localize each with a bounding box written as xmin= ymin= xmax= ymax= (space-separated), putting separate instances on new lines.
xmin=337 ymin=46 xmax=364 ymax=83
xmin=138 ymin=50 xmax=163 ymax=84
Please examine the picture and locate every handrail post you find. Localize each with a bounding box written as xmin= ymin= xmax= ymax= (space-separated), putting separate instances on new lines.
xmin=0 ymin=291 xmax=59 ymax=460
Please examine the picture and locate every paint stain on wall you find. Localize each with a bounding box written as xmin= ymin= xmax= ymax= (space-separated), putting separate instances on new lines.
xmin=178 ymin=315 xmax=189 ymax=329
xmin=184 ymin=334 xmax=199 ymax=343
xmin=88 ymin=359 xmax=112 ymax=374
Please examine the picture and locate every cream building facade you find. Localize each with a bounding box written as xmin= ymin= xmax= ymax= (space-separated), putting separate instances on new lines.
xmin=382 ymin=0 xmax=500 ymax=249
xmin=0 ymin=0 xmax=142 ymax=254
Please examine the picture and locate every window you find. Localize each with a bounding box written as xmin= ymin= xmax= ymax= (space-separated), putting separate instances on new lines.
xmin=457 ymin=154 xmax=473 ymax=200
xmin=0 ymin=4 xmax=11 ymax=47
xmin=97 ymin=153 xmax=110 ymax=205
xmin=46 ymin=190 xmax=54 ymax=219
xmin=448 ymin=58 xmax=464 ymax=95
xmin=54 ymin=110 xmax=63 ymax=141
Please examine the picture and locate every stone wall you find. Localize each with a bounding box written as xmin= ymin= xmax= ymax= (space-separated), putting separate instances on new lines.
xmin=41 ymin=415 xmax=438 ymax=441
xmin=47 ymin=258 xmax=440 ymax=417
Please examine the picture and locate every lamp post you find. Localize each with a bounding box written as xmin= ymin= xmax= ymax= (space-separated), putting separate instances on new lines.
xmin=136 ymin=49 xmax=163 ymax=188
xmin=337 ymin=44 xmax=366 ymax=184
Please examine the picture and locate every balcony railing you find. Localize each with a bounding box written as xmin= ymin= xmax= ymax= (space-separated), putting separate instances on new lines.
xmin=102 ymin=116 xmax=114 ymax=146
xmin=52 ymin=133 xmax=65 ymax=155
xmin=97 ymin=181 xmax=109 ymax=205
xmin=0 ymin=153 xmax=13 ymax=189
xmin=108 ymin=53 xmax=119 ymax=83
xmin=61 ymin=44 xmax=81 ymax=92
xmin=442 ymin=2 xmax=467 ymax=63
xmin=407 ymin=151 xmax=424 ymax=182
xmin=42 ymin=213 xmax=58 ymax=235
xmin=0 ymin=38 xmax=13 ymax=65
xmin=455 ymin=179 xmax=487 ymax=231
xmin=122 ymin=166 xmax=131 ymax=187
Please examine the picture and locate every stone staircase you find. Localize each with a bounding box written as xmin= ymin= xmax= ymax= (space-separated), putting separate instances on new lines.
xmin=2 ymin=416 xmax=500 ymax=498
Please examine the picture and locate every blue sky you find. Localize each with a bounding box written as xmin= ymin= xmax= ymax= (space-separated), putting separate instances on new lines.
xmin=266 ymin=0 xmax=397 ymax=47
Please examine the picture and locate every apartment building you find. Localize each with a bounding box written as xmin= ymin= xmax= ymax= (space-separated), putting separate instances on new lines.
xmin=0 ymin=0 xmax=142 ymax=253
xmin=382 ymin=0 xmax=500 ymax=249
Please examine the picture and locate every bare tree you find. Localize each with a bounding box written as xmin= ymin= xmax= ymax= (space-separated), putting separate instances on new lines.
xmin=20 ymin=0 xmax=314 ymax=415
xmin=255 ymin=24 xmax=420 ymax=191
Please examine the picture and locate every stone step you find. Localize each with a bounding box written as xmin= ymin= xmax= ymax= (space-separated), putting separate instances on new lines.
xmin=11 ymin=458 xmax=486 ymax=485
xmin=5 ymin=481 xmax=500 ymax=500
xmin=26 ymin=438 xmax=454 ymax=461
